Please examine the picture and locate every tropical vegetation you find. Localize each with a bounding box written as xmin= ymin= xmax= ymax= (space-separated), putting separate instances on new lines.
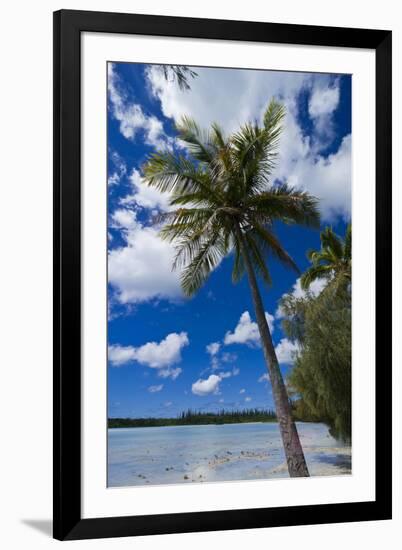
xmin=108 ymin=408 xmax=277 ymax=428
xmin=280 ymin=225 xmax=352 ymax=442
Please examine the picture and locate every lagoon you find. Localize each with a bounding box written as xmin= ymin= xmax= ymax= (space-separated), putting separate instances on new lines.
xmin=108 ymin=422 xmax=351 ymax=487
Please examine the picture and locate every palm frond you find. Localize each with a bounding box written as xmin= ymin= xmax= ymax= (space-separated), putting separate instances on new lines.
xmin=300 ymin=264 xmax=333 ymax=290
xmin=143 ymin=152 xmax=224 ymax=206
xmin=245 ymin=184 xmax=321 ymax=229
xmin=320 ymin=227 xmax=344 ymax=260
xmin=249 ymin=223 xmax=299 ymax=273
xmin=232 ymin=242 xmax=245 ymax=283
xmin=175 ymin=116 xmax=215 ymax=164
xmin=344 ymin=224 xmax=352 ymax=260
xmin=180 ymin=233 xmax=227 ymax=296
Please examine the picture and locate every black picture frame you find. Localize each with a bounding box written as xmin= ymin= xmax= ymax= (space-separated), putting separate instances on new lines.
xmin=53 ymin=9 xmax=392 ymax=541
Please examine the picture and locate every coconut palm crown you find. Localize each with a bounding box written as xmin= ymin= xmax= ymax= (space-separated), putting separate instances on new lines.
xmin=143 ymin=100 xmax=320 ymax=295
xmin=300 ymin=225 xmax=351 ymax=291
xmin=142 ymin=99 xmax=321 ymax=478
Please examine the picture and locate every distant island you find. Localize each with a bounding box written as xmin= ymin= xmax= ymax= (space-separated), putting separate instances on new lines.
xmin=108 ymin=407 xmax=278 ymax=428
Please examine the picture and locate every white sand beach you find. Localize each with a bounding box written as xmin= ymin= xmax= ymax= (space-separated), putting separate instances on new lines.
xmin=108 ymin=422 xmax=351 ymax=487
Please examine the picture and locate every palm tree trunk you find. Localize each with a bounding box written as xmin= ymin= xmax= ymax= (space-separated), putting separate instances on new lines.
xmin=235 ymin=224 xmax=309 ymax=477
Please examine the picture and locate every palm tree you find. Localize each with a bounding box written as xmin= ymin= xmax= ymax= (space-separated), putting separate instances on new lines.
xmin=158 ymin=65 xmax=198 ymax=91
xmin=300 ymin=225 xmax=351 ymax=292
xmin=142 ymin=99 xmax=320 ymax=477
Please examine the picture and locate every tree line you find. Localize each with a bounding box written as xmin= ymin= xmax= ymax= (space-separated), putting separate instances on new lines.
xmin=108 ymin=407 xmax=277 ymax=428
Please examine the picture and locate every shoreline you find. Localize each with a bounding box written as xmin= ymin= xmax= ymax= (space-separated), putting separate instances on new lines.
xmin=108 ymin=422 xmax=351 ymax=487
xmin=108 ymin=420 xmax=281 ymax=429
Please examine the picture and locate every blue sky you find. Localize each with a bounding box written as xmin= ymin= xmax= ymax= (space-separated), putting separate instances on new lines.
xmin=107 ymin=62 xmax=351 ymax=418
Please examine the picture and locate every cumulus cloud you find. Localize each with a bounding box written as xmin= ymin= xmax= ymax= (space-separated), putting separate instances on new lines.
xmin=132 ymin=332 xmax=188 ymax=368
xmin=221 ymin=352 xmax=237 ymax=363
xmin=258 ymin=373 xmax=270 ymax=383
xmin=275 ymin=276 xmax=327 ymax=319
xmin=283 ymin=134 xmax=352 ymax=222
xmin=120 ymin=168 xmax=172 ymax=212
xmin=108 ymin=345 xmax=137 ymax=366
xmin=146 ymin=66 xmax=350 ymax=222
xmin=219 ymin=367 xmax=240 ymax=379
xmin=108 ymin=332 xmax=188 ymax=379
xmin=245 ymin=396 xmax=252 ymax=403
xmin=108 ymin=150 xmax=127 ymax=186
xmin=108 ymin=63 xmax=173 ymax=150
xmin=111 ymin=208 xmax=139 ymax=230
xmin=224 ymin=311 xmax=274 ymax=346
xmin=219 ymin=371 xmax=232 ymax=379
xmin=309 ymin=82 xmax=340 ymax=118
xmin=275 ymin=338 xmax=300 ymax=364
xmin=148 ymin=384 xmax=163 ymax=393
xmin=158 ymin=367 xmax=182 ymax=380
xmin=192 ymin=374 xmax=221 ymax=396
xmin=108 ymin=209 xmax=183 ymax=304
xmin=206 ymin=342 xmax=220 ymax=356
xmin=239 ymin=388 xmax=246 ymax=394
xmin=308 ymin=80 xmax=340 ymax=148
xmin=146 ymin=64 xmax=307 ymax=134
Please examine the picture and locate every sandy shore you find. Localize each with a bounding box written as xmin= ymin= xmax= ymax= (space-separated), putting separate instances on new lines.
xmin=108 ymin=422 xmax=351 ymax=487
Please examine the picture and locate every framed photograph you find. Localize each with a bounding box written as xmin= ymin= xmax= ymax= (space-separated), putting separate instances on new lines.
xmin=53 ymin=9 xmax=392 ymax=540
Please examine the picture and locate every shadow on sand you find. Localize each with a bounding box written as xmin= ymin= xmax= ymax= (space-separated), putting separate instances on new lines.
xmin=316 ymin=452 xmax=352 ymax=472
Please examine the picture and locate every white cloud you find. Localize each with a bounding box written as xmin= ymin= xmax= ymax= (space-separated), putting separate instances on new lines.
xmin=146 ymin=64 xmax=307 ymax=135
xmin=245 ymin=396 xmax=252 ymax=403
xmin=192 ymin=374 xmax=221 ymax=396
xmin=108 ymin=344 xmax=137 ymax=366
xmin=291 ymin=277 xmax=327 ymax=300
xmin=146 ymin=66 xmax=350 ymax=222
xmin=158 ymin=367 xmax=182 ymax=380
xmin=120 ymin=168 xmax=172 ymax=212
xmin=283 ymin=134 xmax=352 ymax=222
xmin=309 ymin=83 xmax=340 ymax=118
xmin=164 ymin=401 xmax=173 ymax=407
xmin=210 ymin=356 xmax=219 ymax=371
xmin=258 ymin=373 xmax=270 ymax=383
xmin=206 ymin=342 xmax=220 ymax=356
xmin=108 ymin=211 xmax=183 ymax=304
xmin=224 ymin=311 xmax=274 ymax=346
xmin=219 ymin=371 xmax=232 ymax=379
xmin=108 ymin=332 xmax=188 ymax=378
xmin=108 ymin=63 xmax=172 ymax=150
xmin=221 ymin=352 xmax=237 ymax=363
xmin=148 ymin=384 xmax=163 ymax=393
xmin=275 ymin=276 xmax=327 ymax=319
xmin=275 ymin=338 xmax=300 ymax=364
xmin=108 ymin=150 xmax=127 ymax=186
xmin=239 ymin=388 xmax=246 ymax=394
xmin=111 ymin=208 xmax=138 ymax=230
xmin=133 ymin=332 xmax=188 ymax=368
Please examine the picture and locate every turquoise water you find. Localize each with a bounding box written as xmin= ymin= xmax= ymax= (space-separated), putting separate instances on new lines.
xmin=108 ymin=422 xmax=351 ymax=487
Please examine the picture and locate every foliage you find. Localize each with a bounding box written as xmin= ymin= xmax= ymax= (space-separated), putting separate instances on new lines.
xmin=143 ymin=99 xmax=320 ymax=297
xmin=280 ymin=226 xmax=352 ymax=442
xmin=108 ymin=408 xmax=277 ymax=428
xmin=301 ymin=224 xmax=351 ymax=293
xmin=158 ymin=65 xmax=198 ymax=91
